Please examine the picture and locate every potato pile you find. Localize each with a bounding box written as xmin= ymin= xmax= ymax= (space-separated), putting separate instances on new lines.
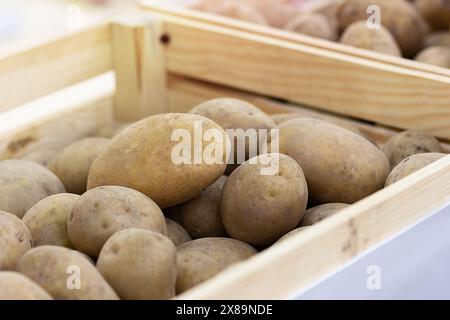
xmin=0 ymin=97 xmax=447 ymax=300
xmin=190 ymin=0 xmax=450 ymax=68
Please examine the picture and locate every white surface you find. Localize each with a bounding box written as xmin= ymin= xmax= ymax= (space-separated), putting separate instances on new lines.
xmin=297 ymin=203 xmax=450 ymax=300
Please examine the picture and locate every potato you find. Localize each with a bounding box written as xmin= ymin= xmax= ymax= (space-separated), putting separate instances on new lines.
xmin=17 ymin=246 xmax=118 ymax=300
xmin=113 ymin=122 xmax=136 ymax=137
xmin=220 ymin=154 xmax=308 ymax=246
xmin=415 ymin=46 xmax=450 ymax=68
xmin=274 ymin=226 xmax=310 ymax=245
xmin=20 ymin=149 xmax=59 ymax=166
xmin=0 ymin=211 xmax=33 ymax=270
xmin=415 ymin=0 xmax=450 ymax=30
xmin=190 ymin=98 xmax=275 ymax=174
xmin=67 ymin=186 xmax=167 ymax=257
xmin=302 ymin=203 xmax=350 ymax=226
xmin=166 ymin=218 xmax=191 ymax=246
xmin=385 ymin=153 xmax=447 ymax=186
xmin=97 ymin=228 xmax=177 ymax=300
xmin=88 ymin=113 xmax=228 ymax=209
xmin=22 ymin=193 xmax=79 ymax=248
xmin=176 ymin=238 xmax=257 ymax=293
xmin=422 ymin=31 xmax=450 ymax=48
xmin=284 ymin=13 xmax=338 ymax=41
xmin=0 ymin=271 xmax=52 ymax=300
xmin=48 ymin=137 xmax=110 ymax=194
xmin=270 ymin=112 xmax=365 ymax=137
xmin=382 ymin=130 xmax=444 ymax=168
xmin=279 ymin=118 xmax=390 ymax=204
xmin=0 ymin=160 xmax=65 ymax=218
xmin=336 ymin=0 xmax=429 ymax=57
xmin=178 ymin=176 xmax=228 ymax=239
xmin=249 ymin=1 xmax=301 ymax=28
xmin=340 ymin=21 xmax=402 ymax=56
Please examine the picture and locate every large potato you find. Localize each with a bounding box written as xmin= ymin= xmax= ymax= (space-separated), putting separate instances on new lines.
xmin=17 ymin=246 xmax=118 ymax=300
xmin=48 ymin=137 xmax=110 ymax=194
xmin=97 ymin=228 xmax=177 ymax=300
xmin=176 ymin=238 xmax=257 ymax=293
xmin=279 ymin=118 xmax=390 ymax=204
xmin=166 ymin=218 xmax=191 ymax=246
xmin=0 ymin=160 xmax=65 ymax=218
xmin=385 ymin=153 xmax=447 ymax=186
xmin=0 ymin=272 xmax=52 ymax=300
xmin=415 ymin=46 xmax=450 ymax=68
xmin=0 ymin=211 xmax=33 ymax=270
xmin=284 ymin=13 xmax=338 ymax=41
xmin=302 ymin=203 xmax=350 ymax=226
xmin=22 ymin=193 xmax=79 ymax=248
xmin=415 ymin=0 xmax=450 ymax=30
xmin=340 ymin=21 xmax=402 ymax=56
xmin=178 ymin=176 xmax=228 ymax=239
xmin=88 ymin=113 xmax=228 ymax=209
xmin=67 ymin=186 xmax=167 ymax=257
xmin=190 ymin=98 xmax=275 ymax=174
xmin=336 ymin=0 xmax=429 ymax=57
xmin=382 ymin=130 xmax=444 ymax=168
xmin=220 ymin=154 xmax=308 ymax=246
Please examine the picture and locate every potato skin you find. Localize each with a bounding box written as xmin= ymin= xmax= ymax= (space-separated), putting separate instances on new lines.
xmin=336 ymin=0 xmax=429 ymax=57
xmin=190 ymin=98 xmax=275 ymax=174
xmin=385 ymin=153 xmax=447 ymax=186
xmin=0 ymin=272 xmax=52 ymax=300
xmin=48 ymin=137 xmax=110 ymax=194
xmin=284 ymin=13 xmax=338 ymax=41
xmin=302 ymin=203 xmax=350 ymax=226
xmin=279 ymin=118 xmax=390 ymax=204
xmin=415 ymin=46 xmax=450 ymax=68
xmin=340 ymin=21 xmax=402 ymax=56
xmin=0 ymin=160 xmax=65 ymax=218
xmin=220 ymin=154 xmax=308 ymax=246
xmin=17 ymin=246 xmax=118 ymax=300
xmin=0 ymin=211 xmax=33 ymax=270
xmin=178 ymin=176 xmax=228 ymax=239
xmin=274 ymin=227 xmax=310 ymax=245
xmin=176 ymin=238 xmax=257 ymax=293
xmin=422 ymin=32 xmax=450 ymax=49
xmin=382 ymin=130 xmax=444 ymax=168
xmin=22 ymin=193 xmax=79 ymax=248
xmin=97 ymin=229 xmax=177 ymax=300
xmin=415 ymin=0 xmax=450 ymax=30
xmin=88 ymin=113 xmax=228 ymax=209
xmin=67 ymin=186 xmax=166 ymax=257
xmin=270 ymin=112 xmax=366 ymax=138
xmin=166 ymin=218 xmax=192 ymax=246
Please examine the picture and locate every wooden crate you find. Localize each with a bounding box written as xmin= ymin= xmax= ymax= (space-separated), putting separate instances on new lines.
xmin=0 ymin=7 xmax=449 ymax=299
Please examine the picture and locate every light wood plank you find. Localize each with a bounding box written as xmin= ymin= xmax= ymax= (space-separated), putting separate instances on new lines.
xmin=167 ymin=75 xmax=450 ymax=151
xmin=142 ymin=1 xmax=450 ymax=78
xmin=179 ymin=154 xmax=450 ymax=299
xmin=0 ymin=23 xmax=112 ymax=112
xmin=112 ymin=15 xmax=168 ymax=121
xmin=147 ymin=13 xmax=450 ymax=140
xmin=0 ymin=73 xmax=115 ymax=160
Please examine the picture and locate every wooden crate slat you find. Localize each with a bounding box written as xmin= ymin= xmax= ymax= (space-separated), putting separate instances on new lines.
xmin=0 ymin=24 xmax=112 ymax=112
xmin=112 ymin=15 xmax=169 ymax=121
